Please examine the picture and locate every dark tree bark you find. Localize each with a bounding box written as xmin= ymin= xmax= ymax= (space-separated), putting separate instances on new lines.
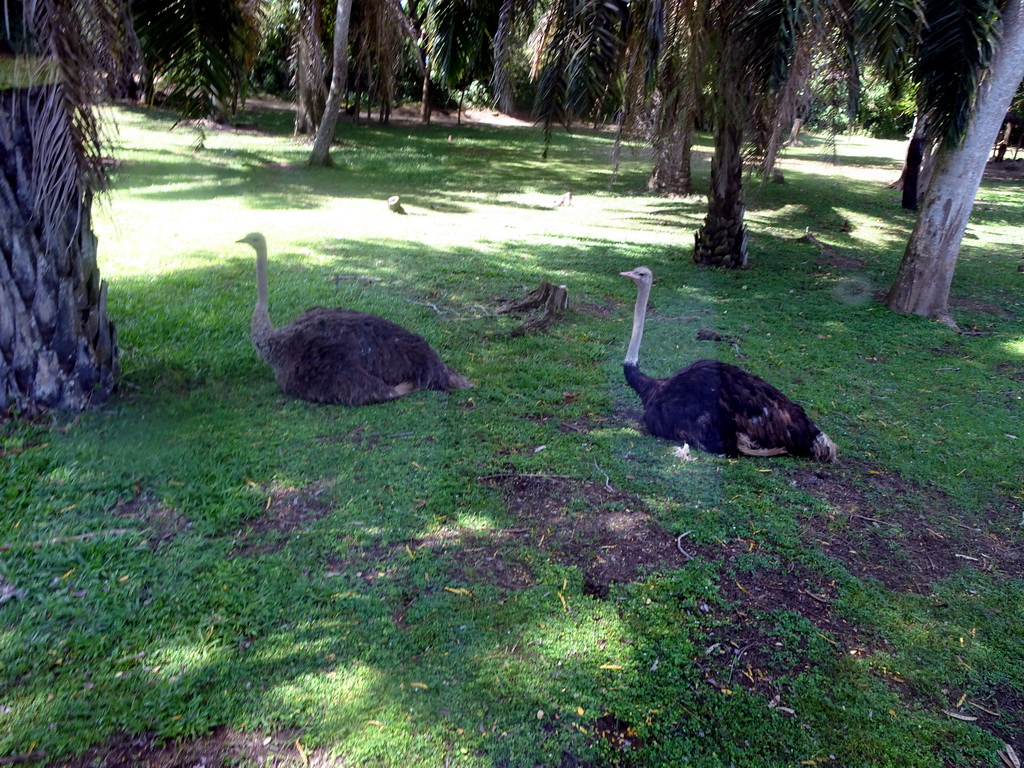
xmin=0 ymin=85 xmax=118 ymax=415
xmin=294 ymin=0 xmax=327 ymax=136
xmin=647 ymin=108 xmax=693 ymax=195
xmin=693 ymin=115 xmax=747 ymax=268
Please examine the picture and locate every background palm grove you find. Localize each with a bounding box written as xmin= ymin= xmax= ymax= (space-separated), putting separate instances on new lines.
xmin=1 ymin=0 xmax=1024 ymax=766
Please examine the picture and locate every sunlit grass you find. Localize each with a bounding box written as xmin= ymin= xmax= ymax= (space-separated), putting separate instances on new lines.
xmin=1 ymin=107 xmax=1021 ymax=766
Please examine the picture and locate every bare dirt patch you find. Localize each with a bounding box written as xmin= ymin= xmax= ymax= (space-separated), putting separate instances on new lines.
xmin=983 ymin=158 xmax=1024 ymax=181
xmin=478 ymin=474 xmax=690 ymax=598
xmin=686 ymin=536 xmax=867 ymax=704
xmin=112 ymin=494 xmax=192 ymax=550
xmin=229 ymin=483 xmax=335 ymax=557
xmin=55 ymin=727 xmax=340 ymax=767
xmin=791 ymin=460 xmax=1024 ymax=593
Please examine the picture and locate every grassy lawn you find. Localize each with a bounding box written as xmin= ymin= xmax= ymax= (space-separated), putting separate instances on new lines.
xmin=1 ymin=104 xmax=1022 ymax=767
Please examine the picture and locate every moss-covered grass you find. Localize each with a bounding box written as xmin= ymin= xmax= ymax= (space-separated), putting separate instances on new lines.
xmin=1 ymin=105 xmax=1021 ymax=767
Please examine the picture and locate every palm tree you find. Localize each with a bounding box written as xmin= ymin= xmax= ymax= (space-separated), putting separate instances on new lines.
xmin=1 ymin=0 xmax=260 ymax=415
xmin=691 ymin=0 xmax=855 ymax=267
xmin=293 ymin=0 xmax=328 ymax=135
xmin=883 ymin=0 xmax=1024 ymax=324
xmin=1 ymin=0 xmax=121 ymax=415
xmin=530 ymin=0 xmax=852 ymax=268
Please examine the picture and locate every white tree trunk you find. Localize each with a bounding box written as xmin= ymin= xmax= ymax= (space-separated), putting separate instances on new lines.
xmin=308 ymin=0 xmax=354 ymax=167
xmin=885 ymin=0 xmax=1024 ymax=324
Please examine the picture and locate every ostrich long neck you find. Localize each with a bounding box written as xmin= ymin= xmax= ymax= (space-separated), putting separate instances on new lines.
xmin=625 ymin=278 xmax=651 ymax=366
xmin=251 ymin=237 xmax=275 ymax=361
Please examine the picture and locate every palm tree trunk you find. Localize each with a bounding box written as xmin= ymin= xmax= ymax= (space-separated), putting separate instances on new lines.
xmin=309 ymin=0 xmax=354 ymax=167
xmin=693 ymin=99 xmax=748 ymax=268
xmin=0 ymin=85 xmax=118 ymax=415
xmin=647 ymin=111 xmax=693 ymax=195
xmin=884 ymin=0 xmax=1024 ymax=324
xmin=294 ymin=0 xmax=327 ymax=136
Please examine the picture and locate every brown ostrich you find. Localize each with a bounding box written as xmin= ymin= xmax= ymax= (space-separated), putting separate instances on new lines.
xmin=238 ymin=232 xmax=472 ymax=406
xmin=620 ymin=266 xmax=836 ymax=461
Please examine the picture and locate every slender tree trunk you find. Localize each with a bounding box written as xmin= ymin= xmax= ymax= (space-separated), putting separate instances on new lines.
xmin=893 ymin=113 xmax=929 ymax=209
xmin=885 ymin=0 xmax=1024 ymax=323
xmin=294 ymin=0 xmax=327 ymax=136
xmin=420 ymin=68 xmax=432 ymax=124
xmin=0 ymin=85 xmax=118 ymax=415
xmin=309 ymin=0 xmax=354 ymax=167
xmin=647 ymin=97 xmax=693 ymax=195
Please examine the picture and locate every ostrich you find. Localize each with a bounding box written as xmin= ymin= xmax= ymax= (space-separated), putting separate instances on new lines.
xmin=238 ymin=232 xmax=472 ymax=406
xmin=620 ymin=266 xmax=837 ymax=461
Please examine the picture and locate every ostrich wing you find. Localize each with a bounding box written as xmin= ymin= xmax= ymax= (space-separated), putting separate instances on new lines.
xmin=641 ymin=360 xmax=820 ymax=457
xmin=270 ymin=308 xmax=452 ymax=404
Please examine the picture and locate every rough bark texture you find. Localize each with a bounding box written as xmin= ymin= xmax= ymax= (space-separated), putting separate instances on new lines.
xmin=308 ymin=0 xmax=354 ymax=167
xmin=647 ymin=116 xmax=693 ymax=195
xmin=293 ymin=0 xmax=327 ymax=136
xmin=885 ymin=0 xmax=1024 ymax=322
xmin=0 ymin=85 xmax=118 ymax=415
xmin=693 ymin=105 xmax=747 ymax=268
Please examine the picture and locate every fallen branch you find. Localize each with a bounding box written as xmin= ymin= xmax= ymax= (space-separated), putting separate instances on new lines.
xmin=801 ymin=589 xmax=831 ymax=605
xmin=676 ymin=531 xmax=695 ymax=561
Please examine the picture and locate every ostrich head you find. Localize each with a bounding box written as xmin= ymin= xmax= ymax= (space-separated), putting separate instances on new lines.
xmin=620 ymin=265 xmax=653 ymax=289
xmin=237 ymin=232 xmax=266 ymax=251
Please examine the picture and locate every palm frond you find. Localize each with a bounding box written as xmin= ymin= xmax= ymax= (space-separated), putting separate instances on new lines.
xmin=3 ymin=0 xmax=129 ymax=237
xmin=857 ymin=0 xmax=924 ymax=83
xmin=915 ymin=0 xmax=1000 ymax=145
xmin=132 ymin=0 xmax=259 ymax=119
xmin=492 ymin=0 xmax=538 ymax=111
xmin=532 ymin=0 xmax=629 ymax=149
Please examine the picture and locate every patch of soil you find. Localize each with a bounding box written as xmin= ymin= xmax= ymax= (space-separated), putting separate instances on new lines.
xmin=230 ymin=483 xmax=335 ymax=557
xmin=983 ymin=158 xmax=1024 ymax=181
xmin=817 ymin=254 xmax=866 ymax=271
xmin=478 ymin=475 xmax=690 ymax=597
xmin=55 ymin=727 xmax=339 ymax=767
xmin=949 ymin=296 xmax=1015 ymax=318
xmin=593 ymin=714 xmax=645 ymax=753
xmin=574 ymin=300 xmax=620 ymax=319
xmin=791 ymin=460 xmax=1024 ymax=593
xmin=688 ymin=537 xmax=868 ymax=703
xmin=112 ymin=494 xmax=192 ymax=550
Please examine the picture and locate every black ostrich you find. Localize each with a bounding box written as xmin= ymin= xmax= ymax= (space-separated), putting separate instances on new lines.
xmin=238 ymin=233 xmax=471 ymax=406
xmin=620 ymin=266 xmax=836 ymax=461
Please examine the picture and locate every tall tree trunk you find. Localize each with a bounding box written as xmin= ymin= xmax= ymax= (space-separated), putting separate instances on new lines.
xmin=893 ymin=114 xmax=929 ymax=209
xmin=294 ymin=0 xmax=327 ymax=136
xmin=647 ymin=102 xmax=693 ymax=195
xmin=0 ymin=85 xmax=118 ymax=415
xmin=309 ymin=0 xmax=354 ymax=167
xmin=884 ymin=0 xmax=1024 ymax=324
xmin=420 ymin=68 xmax=432 ymax=124
xmin=694 ymin=71 xmax=748 ymax=268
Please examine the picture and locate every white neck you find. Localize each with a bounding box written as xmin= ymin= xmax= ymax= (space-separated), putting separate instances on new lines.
xmin=251 ymin=237 xmax=274 ymax=356
xmin=625 ymin=278 xmax=650 ymax=366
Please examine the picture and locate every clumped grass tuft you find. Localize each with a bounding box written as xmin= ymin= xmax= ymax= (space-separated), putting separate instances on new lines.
xmin=1 ymin=106 xmax=1021 ymax=767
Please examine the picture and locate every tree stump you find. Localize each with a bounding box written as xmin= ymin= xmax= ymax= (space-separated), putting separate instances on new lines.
xmin=387 ymin=195 xmax=405 ymax=214
xmin=497 ymin=281 xmax=569 ymax=336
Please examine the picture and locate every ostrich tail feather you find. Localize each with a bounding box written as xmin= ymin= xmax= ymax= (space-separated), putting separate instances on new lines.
xmin=812 ymin=431 xmax=838 ymax=463
xmin=446 ymin=366 xmax=474 ymax=390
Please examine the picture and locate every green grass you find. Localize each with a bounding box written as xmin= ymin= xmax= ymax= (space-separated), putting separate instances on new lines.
xmin=2 ymin=104 xmax=1022 ymax=767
